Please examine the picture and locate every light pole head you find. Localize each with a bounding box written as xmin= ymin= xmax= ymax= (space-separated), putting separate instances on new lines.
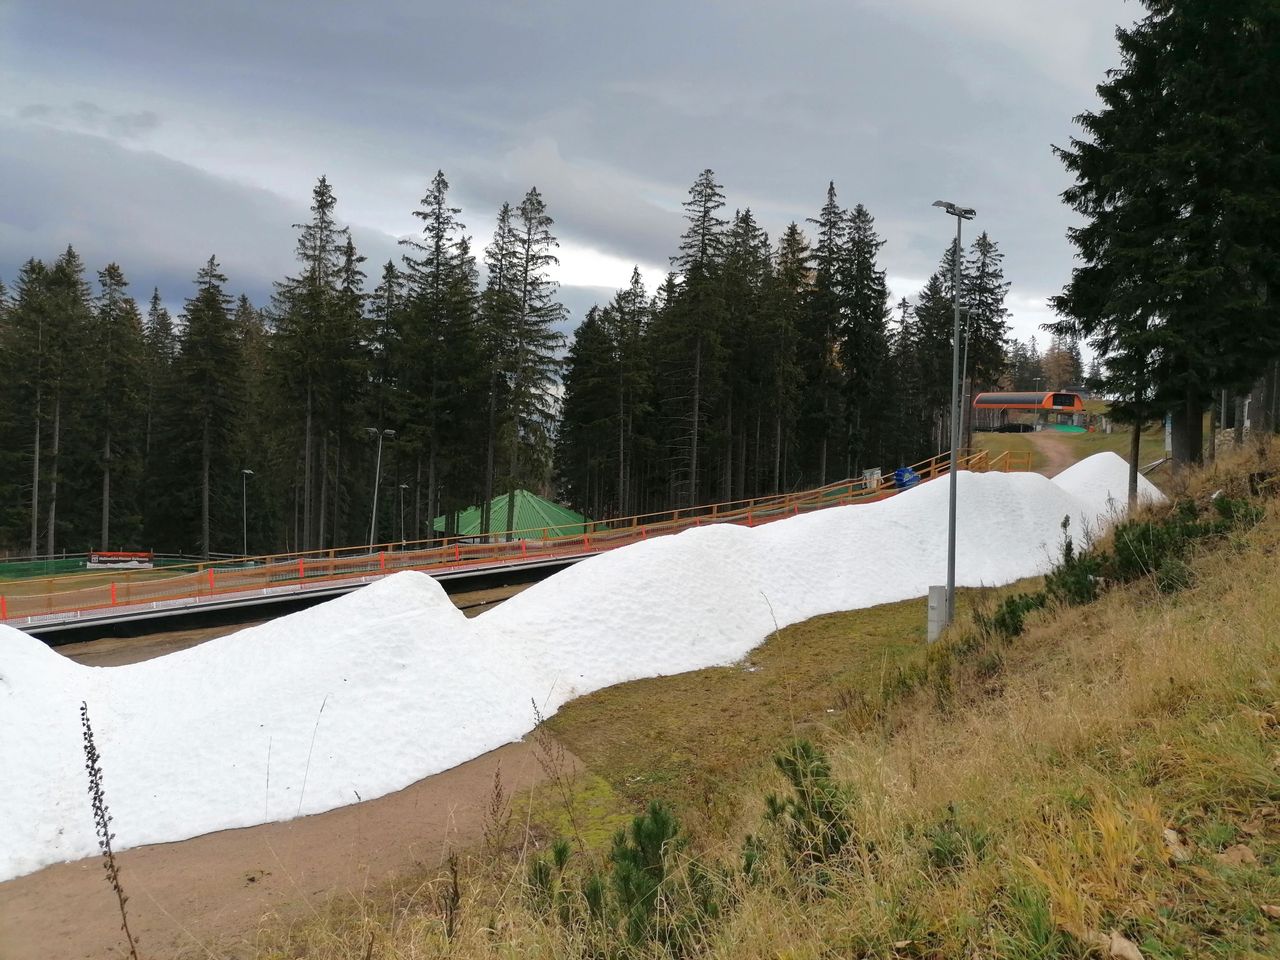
xmin=383 ymin=429 xmax=397 ymax=439
xmin=933 ymin=200 xmax=976 ymax=220
xmin=242 ymin=469 xmax=254 ymax=477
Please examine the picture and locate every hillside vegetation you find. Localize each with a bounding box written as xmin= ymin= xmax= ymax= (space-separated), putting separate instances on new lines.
xmin=255 ymin=445 xmax=1280 ymax=960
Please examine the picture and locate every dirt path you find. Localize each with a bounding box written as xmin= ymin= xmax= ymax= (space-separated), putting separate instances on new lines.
xmin=0 ymin=740 xmax=566 ymax=960
xmin=1025 ymin=431 xmax=1078 ymax=477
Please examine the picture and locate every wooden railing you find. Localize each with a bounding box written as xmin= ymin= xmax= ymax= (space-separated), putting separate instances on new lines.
xmin=0 ymin=448 xmax=1031 ymax=626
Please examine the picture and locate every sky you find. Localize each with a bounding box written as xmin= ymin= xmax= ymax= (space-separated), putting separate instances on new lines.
xmin=0 ymin=0 xmax=1132 ymax=344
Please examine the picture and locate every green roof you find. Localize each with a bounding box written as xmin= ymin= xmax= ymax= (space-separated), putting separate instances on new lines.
xmin=433 ymin=490 xmax=590 ymax=540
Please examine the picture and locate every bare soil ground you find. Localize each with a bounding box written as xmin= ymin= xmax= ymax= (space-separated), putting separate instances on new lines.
xmin=0 ymin=582 xmax=541 ymax=959
xmin=0 ymin=741 xmax=560 ymax=960
xmin=1024 ymin=430 xmax=1078 ymax=477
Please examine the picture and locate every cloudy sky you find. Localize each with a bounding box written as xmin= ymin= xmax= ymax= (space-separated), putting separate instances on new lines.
xmin=0 ymin=0 xmax=1131 ymax=342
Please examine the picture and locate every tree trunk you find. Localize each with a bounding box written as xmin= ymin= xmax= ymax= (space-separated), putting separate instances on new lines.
xmin=723 ymin=393 xmax=733 ymax=502
xmin=1170 ymin=390 xmax=1205 ymax=465
xmin=617 ymin=380 xmax=626 ymax=518
xmin=302 ymin=386 xmax=313 ymax=551
xmin=505 ymin=429 xmax=519 ymax=541
xmin=101 ymin=430 xmax=111 ymax=550
xmin=201 ymin=415 xmax=211 ymax=559
xmin=1128 ymin=418 xmax=1141 ymax=506
xmin=689 ymin=337 xmax=701 ymax=508
xmin=427 ymin=438 xmax=438 ymax=545
xmin=318 ymin=432 xmax=329 ymax=549
xmin=819 ymin=435 xmax=827 ymax=487
xmin=1206 ymin=400 xmax=1217 ymax=463
xmin=332 ymin=434 xmax=342 ymax=547
xmin=414 ymin=456 xmax=423 ymax=539
xmin=46 ymin=391 xmax=61 ymax=555
xmin=773 ymin=415 xmax=782 ymax=494
xmin=1234 ymin=394 xmax=1246 ymax=447
xmin=482 ymin=373 xmax=497 ymax=541
xmin=30 ymin=389 xmax=41 ymax=557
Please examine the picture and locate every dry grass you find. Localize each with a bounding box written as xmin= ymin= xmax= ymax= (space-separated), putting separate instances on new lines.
xmin=252 ymin=444 xmax=1280 ymax=959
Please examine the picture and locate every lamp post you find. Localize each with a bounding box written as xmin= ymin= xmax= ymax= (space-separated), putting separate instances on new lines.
xmin=240 ymin=469 xmax=254 ymax=557
xmin=932 ymin=199 xmax=976 ymax=630
xmin=364 ymin=427 xmax=396 ymax=549
xmin=398 ymin=483 xmax=409 ymax=543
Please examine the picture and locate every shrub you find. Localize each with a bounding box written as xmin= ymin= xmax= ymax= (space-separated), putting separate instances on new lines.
xmin=976 ymin=591 xmax=1048 ymax=642
xmin=1045 ymin=516 xmax=1102 ymax=606
xmin=764 ymin=739 xmax=856 ymax=877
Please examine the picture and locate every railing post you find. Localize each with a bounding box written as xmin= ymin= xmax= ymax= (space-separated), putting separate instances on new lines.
xmin=297 ymin=558 xmax=305 ymax=580
xmin=0 ymin=595 xmax=6 ymax=620
xmin=379 ymin=551 xmax=386 ymax=572
xmin=207 ymin=568 xmax=215 ymax=593
xmin=110 ymin=582 xmax=117 ymax=606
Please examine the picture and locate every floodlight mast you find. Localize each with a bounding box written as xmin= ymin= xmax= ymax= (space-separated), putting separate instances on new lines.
xmin=932 ymin=199 xmax=976 ymax=632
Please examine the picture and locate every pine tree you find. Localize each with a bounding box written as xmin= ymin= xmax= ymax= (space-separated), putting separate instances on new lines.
xmin=1052 ymin=0 xmax=1280 ymax=467
xmin=663 ymin=169 xmax=728 ymax=505
xmin=91 ymin=264 xmax=146 ymax=549
xmin=400 ymin=171 xmax=478 ymax=538
xmin=171 ymin=256 xmax=242 ymax=557
xmin=0 ymin=260 xmax=52 ymax=552
xmin=765 ymin=224 xmax=808 ymax=490
xmin=800 ymin=182 xmax=848 ymax=484
xmin=41 ymin=247 xmax=94 ymax=554
xmin=503 ymin=187 xmax=567 ymax=534
xmin=478 ymin=202 xmax=520 ymax=537
xmin=272 ymin=176 xmax=354 ymax=550
xmin=841 ymin=203 xmax=892 ymax=472
xmin=963 ymin=232 xmax=1011 ymax=390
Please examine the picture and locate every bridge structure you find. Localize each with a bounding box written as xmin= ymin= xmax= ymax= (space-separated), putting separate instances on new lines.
xmin=0 ymin=449 xmax=1030 ymax=637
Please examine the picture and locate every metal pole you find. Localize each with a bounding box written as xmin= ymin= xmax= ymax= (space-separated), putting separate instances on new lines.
xmin=946 ymin=214 xmax=962 ymax=627
xmin=369 ymin=433 xmax=384 ymax=549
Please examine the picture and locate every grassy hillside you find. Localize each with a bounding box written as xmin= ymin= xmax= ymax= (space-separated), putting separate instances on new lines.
xmin=254 ymin=446 xmax=1280 ymax=960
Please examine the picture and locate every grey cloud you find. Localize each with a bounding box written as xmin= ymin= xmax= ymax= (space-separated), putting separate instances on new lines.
xmin=4 ymin=0 xmax=1136 ymax=343
xmin=18 ymin=100 xmax=161 ymax=139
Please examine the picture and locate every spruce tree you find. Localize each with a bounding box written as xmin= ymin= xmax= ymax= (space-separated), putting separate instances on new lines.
xmin=664 ymin=169 xmax=727 ymax=505
xmin=1053 ymin=0 xmax=1280 ymax=466
xmin=171 ymin=257 xmax=242 ymax=557
xmin=91 ymin=264 xmax=146 ymax=549
xmin=503 ymin=187 xmax=567 ymax=534
xmin=841 ymin=203 xmax=892 ymax=472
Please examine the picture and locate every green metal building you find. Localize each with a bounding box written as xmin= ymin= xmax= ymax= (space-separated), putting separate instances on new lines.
xmin=433 ymin=490 xmax=590 ymax=540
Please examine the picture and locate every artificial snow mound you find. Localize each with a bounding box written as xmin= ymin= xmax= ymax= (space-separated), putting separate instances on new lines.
xmin=0 ymin=453 xmax=1160 ymax=881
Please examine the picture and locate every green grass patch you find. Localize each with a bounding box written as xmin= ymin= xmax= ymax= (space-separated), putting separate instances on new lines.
xmin=544 ymin=597 xmax=933 ymax=833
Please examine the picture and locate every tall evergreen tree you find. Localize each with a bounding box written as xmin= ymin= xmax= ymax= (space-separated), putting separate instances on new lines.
xmin=663 ymin=169 xmax=728 ymax=505
xmin=169 ymin=256 xmax=242 ymax=557
xmin=503 ymin=187 xmax=567 ymax=533
xmin=91 ymin=264 xmax=146 ymax=549
xmin=1052 ymin=0 xmax=1280 ymax=471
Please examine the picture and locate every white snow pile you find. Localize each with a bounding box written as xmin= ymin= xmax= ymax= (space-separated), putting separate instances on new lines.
xmin=0 ymin=452 xmax=1160 ymax=881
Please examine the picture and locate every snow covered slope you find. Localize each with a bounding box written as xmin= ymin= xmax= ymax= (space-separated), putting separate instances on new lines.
xmin=0 ymin=453 xmax=1160 ymax=881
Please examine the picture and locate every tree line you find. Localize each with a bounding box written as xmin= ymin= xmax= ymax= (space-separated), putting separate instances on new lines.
xmin=0 ymin=174 xmax=566 ymax=558
xmin=556 ymin=173 xmax=1015 ymax=519
xmin=0 ymin=169 xmax=1020 ymax=558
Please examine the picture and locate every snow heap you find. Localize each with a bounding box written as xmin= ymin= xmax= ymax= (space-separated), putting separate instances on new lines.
xmin=0 ymin=453 xmax=1160 ymax=881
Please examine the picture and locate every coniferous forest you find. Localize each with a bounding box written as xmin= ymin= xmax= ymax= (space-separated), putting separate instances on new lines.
xmin=0 ymin=170 xmax=1018 ymax=559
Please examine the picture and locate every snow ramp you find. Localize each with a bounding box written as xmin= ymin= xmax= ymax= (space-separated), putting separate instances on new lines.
xmin=0 ymin=452 xmax=1161 ymax=881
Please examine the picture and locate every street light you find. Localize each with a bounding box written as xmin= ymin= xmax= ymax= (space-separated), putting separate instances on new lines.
xmin=932 ymin=199 xmax=976 ymax=632
xmin=240 ymin=469 xmax=254 ymax=557
xmin=398 ymin=483 xmax=409 ymax=543
xmin=364 ymin=427 xmax=396 ymax=548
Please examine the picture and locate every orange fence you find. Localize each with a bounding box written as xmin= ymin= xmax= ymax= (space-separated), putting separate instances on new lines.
xmin=0 ymin=448 xmax=1030 ymax=627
